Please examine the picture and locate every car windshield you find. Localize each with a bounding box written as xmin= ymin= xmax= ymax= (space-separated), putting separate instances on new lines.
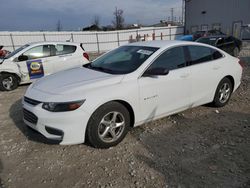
xmin=4 ymin=44 xmax=30 ymax=59
xmin=85 ymin=46 xmax=159 ymax=74
xmin=196 ymin=37 xmax=217 ymax=46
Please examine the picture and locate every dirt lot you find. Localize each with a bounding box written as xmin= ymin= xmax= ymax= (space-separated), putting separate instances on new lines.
xmin=0 ymin=61 xmax=250 ymax=188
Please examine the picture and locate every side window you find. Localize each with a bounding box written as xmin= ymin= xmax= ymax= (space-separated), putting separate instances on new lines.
xmin=188 ymin=46 xmax=213 ymax=65
xmin=149 ymin=47 xmax=186 ymax=71
xmin=211 ymin=49 xmax=223 ymax=60
xmin=23 ymin=45 xmax=53 ymax=60
xmin=225 ymin=37 xmax=234 ymax=43
xmin=55 ymin=45 xmax=77 ymax=55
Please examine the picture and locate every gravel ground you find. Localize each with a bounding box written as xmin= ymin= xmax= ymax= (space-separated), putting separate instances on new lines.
xmin=0 ymin=59 xmax=250 ymax=188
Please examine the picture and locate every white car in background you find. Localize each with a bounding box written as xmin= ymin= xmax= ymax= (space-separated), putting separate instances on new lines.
xmin=22 ymin=40 xmax=243 ymax=148
xmin=0 ymin=42 xmax=89 ymax=91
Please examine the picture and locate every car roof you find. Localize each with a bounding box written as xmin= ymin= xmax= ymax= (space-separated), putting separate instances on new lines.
xmin=27 ymin=41 xmax=80 ymax=46
xmin=198 ymin=35 xmax=228 ymax=39
xmin=126 ymin=40 xmax=207 ymax=49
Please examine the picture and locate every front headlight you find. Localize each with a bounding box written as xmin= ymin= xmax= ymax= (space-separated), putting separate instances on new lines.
xmin=42 ymin=100 xmax=85 ymax=112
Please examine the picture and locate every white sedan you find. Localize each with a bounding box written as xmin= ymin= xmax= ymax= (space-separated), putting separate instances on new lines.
xmin=0 ymin=42 xmax=89 ymax=91
xmin=22 ymin=40 xmax=243 ymax=148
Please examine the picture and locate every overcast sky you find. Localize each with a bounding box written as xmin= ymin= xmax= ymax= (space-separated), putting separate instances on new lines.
xmin=0 ymin=0 xmax=182 ymax=31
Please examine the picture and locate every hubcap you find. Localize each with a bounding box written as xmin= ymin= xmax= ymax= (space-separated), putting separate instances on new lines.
xmin=98 ymin=111 xmax=125 ymax=143
xmin=2 ymin=76 xmax=14 ymax=90
xmin=219 ymin=83 xmax=231 ymax=103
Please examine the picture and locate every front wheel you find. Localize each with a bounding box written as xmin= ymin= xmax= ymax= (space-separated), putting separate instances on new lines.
xmin=212 ymin=77 xmax=233 ymax=107
xmin=86 ymin=101 xmax=130 ymax=148
xmin=0 ymin=73 xmax=19 ymax=91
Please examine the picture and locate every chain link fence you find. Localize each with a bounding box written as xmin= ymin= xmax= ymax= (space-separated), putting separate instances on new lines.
xmin=0 ymin=26 xmax=184 ymax=53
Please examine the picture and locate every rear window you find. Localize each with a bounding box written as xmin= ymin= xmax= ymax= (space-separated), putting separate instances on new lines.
xmin=55 ymin=45 xmax=77 ymax=55
xmin=188 ymin=45 xmax=223 ymax=65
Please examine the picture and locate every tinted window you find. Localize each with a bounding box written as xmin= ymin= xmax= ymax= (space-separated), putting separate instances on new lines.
xmin=55 ymin=45 xmax=76 ymax=55
xmin=148 ymin=47 xmax=186 ymax=71
xmin=196 ymin=37 xmax=217 ymax=46
xmin=88 ymin=46 xmax=159 ymax=74
xmin=224 ymin=37 xmax=234 ymax=43
xmin=23 ymin=45 xmax=53 ymax=60
xmin=5 ymin=44 xmax=29 ymax=59
xmin=188 ymin=46 xmax=213 ymax=65
xmin=211 ymin=49 xmax=223 ymax=60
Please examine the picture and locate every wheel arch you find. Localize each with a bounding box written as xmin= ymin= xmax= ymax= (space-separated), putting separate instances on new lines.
xmin=224 ymin=75 xmax=235 ymax=91
xmin=0 ymin=71 xmax=21 ymax=84
xmin=113 ymin=100 xmax=135 ymax=128
xmin=87 ymin=99 xmax=136 ymax=129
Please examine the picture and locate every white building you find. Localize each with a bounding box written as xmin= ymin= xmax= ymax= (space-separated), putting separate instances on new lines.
xmin=185 ymin=0 xmax=250 ymax=39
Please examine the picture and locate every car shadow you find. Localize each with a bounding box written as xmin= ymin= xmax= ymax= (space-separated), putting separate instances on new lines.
xmin=133 ymin=111 xmax=250 ymax=187
xmin=9 ymin=98 xmax=60 ymax=145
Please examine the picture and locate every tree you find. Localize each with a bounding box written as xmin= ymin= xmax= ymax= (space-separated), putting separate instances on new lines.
xmin=92 ymin=15 xmax=100 ymax=28
xmin=112 ymin=7 xmax=125 ymax=30
xmin=56 ymin=19 xmax=62 ymax=31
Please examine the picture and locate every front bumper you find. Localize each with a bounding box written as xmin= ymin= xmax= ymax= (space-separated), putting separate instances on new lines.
xmin=22 ymin=98 xmax=91 ymax=145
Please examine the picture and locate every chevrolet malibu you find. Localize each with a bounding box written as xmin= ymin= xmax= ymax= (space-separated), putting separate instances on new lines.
xmin=22 ymin=41 xmax=243 ymax=148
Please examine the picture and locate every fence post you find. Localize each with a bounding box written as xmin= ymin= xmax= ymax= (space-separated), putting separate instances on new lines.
xmin=117 ymin=32 xmax=120 ymax=47
xmin=43 ymin=33 xmax=46 ymax=41
xmin=169 ymin=27 xmax=172 ymax=40
xmin=71 ymin=33 xmax=74 ymax=42
xmin=96 ymin=32 xmax=100 ymax=53
xmin=10 ymin=33 xmax=15 ymax=51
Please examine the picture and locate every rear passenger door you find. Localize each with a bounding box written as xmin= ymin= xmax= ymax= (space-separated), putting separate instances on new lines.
xmin=52 ymin=44 xmax=82 ymax=72
xmin=186 ymin=45 xmax=224 ymax=106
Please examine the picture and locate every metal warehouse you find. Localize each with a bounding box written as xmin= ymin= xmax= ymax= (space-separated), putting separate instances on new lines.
xmin=185 ymin=0 xmax=250 ymax=39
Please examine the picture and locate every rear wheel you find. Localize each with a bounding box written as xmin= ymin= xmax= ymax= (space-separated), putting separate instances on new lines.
xmin=0 ymin=73 xmax=19 ymax=91
xmin=212 ymin=77 xmax=233 ymax=107
xmin=86 ymin=101 xmax=130 ymax=148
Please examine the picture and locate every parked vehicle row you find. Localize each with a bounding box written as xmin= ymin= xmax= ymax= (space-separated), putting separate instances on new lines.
xmin=22 ymin=40 xmax=243 ymax=148
xmin=179 ymin=30 xmax=242 ymax=57
xmin=196 ymin=35 xmax=242 ymax=57
xmin=0 ymin=42 xmax=89 ymax=91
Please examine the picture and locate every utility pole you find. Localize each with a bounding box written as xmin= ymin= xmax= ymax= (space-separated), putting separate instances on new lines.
xmin=170 ymin=8 xmax=174 ymax=23
xmin=182 ymin=0 xmax=185 ymax=25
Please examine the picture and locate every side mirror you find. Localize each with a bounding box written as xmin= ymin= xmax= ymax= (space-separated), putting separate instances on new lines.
xmin=143 ymin=67 xmax=169 ymax=77
xmin=18 ymin=55 xmax=28 ymax=61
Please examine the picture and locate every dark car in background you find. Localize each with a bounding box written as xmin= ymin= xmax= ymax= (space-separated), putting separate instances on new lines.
xmin=193 ymin=30 xmax=225 ymax=41
xmin=196 ymin=35 xmax=242 ymax=57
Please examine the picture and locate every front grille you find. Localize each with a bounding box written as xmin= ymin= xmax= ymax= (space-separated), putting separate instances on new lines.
xmin=23 ymin=108 xmax=38 ymax=124
xmin=24 ymin=97 xmax=41 ymax=106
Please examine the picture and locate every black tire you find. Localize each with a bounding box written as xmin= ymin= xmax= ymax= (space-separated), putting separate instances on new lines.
xmin=86 ymin=101 xmax=130 ymax=148
xmin=0 ymin=73 xmax=19 ymax=91
xmin=212 ymin=77 xmax=233 ymax=107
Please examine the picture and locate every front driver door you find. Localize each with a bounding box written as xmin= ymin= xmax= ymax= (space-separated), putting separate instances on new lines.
xmin=138 ymin=46 xmax=191 ymax=122
xmin=18 ymin=45 xmax=55 ymax=80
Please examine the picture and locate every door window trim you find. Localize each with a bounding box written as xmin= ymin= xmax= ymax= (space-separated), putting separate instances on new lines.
xmin=139 ymin=45 xmax=189 ymax=78
xmin=19 ymin=44 xmax=77 ymax=61
xmin=185 ymin=45 xmax=225 ymax=67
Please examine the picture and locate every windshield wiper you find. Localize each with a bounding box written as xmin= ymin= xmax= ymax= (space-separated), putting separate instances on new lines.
xmin=83 ymin=63 xmax=112 ymax=73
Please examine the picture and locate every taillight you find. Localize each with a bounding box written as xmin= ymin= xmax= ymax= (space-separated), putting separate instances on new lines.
xmin=238 ymin=59 xmax=244 ymax=69
xmin=83 ymin=52 xmax=89 ymax=61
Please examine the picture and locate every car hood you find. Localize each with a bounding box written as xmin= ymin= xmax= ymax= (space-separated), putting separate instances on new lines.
xmin=29 ymin=67 xmax=124 ymax=98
